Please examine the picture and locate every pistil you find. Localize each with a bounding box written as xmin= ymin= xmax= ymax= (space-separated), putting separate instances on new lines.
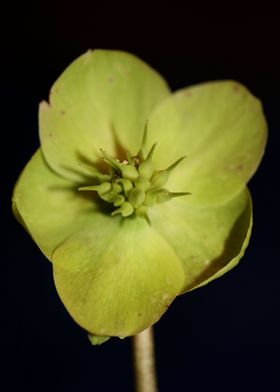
xmin=78 ymin=127 xmax=190 ymax=218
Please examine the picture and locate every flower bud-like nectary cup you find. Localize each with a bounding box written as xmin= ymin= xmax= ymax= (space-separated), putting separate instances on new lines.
xmin=12 ymin=50 xmax=267 ymax=344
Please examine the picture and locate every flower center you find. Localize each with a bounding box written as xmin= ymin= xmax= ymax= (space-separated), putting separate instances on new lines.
xmin=78 ymin=126 xmax=190 ymax=218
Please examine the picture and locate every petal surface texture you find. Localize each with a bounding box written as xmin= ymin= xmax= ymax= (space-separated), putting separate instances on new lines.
xmin=147 ymin=81 xmax=267 ymax=206
xmin=53 ymin=217 xmax=184 ymax=336
xmin=14 ymin=52 xmax=266 ymax=339
xmin=149 ymin=188 xmax=252 ymax=293
xmin=39 ymin=50 xmax=170 ymax=182
xmin=12 ymin=149 xmax=99 ymax=259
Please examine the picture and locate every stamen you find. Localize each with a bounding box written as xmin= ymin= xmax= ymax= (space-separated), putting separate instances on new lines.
xmin=120 ymin=164 xmax=139 ymax=181
xmin=129 ymin=188 xmax=146 ymax=208
xmin=143 ymin=191 xmax=157 ymax=207
xmin=117 ymin=178 xmax=133 ymax=196
xmin=88 ymin=167 xmax=112 ymax=182
xmin=134 ymin=176 xmax=151 ymax=192
xmin=111 ymin=201 xmax=134 ymax=217
xmin=138 ymin=143 xmax=157 ymax=179
xmin=126 ymin=151 xmax=134 ymax=165
xmin=151 ymin=156 xmax=187 ymax=189
xmin=78 ymin=125 xmax=190 ymax=219
xmin=99 ymin=183 xmax=123 ymax=202
xmin=101 ymin=149 xmax=138 ymax=181
xmin=78 ymin=182 xmax=111 ymax=195
xmin=156 ymin=191 xmax=191 ymax=204
xmin=100 ymin=149 xmax=121 ymax=172
xmin=138 ymin=121 xmax=148 ymax=160
xmin=114 ymin=195 xmax=125 ymax=207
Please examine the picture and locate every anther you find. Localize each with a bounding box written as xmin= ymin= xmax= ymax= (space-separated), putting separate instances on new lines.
xmin=78 ymin=182 xmax=111 ymax=195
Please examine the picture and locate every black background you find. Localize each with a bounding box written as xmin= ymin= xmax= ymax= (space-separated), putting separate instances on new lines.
xmin=1 ymin=3 xmax=279 ymax=391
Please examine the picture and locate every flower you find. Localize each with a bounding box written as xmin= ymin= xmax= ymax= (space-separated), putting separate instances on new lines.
xmin=12 ymin=50 xmax=267 ymax=342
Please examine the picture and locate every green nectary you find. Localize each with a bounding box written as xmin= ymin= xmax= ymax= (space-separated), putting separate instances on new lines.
xmin=78 ymin=127 xmax=189 ymax=218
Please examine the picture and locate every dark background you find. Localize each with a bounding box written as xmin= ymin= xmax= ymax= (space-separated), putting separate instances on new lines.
xmin=1 ymin=3 xmax=279 ymax=391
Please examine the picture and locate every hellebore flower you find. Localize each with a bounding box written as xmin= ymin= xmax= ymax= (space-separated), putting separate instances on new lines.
xmin=12 ymin=50 xmax=267 ymax=341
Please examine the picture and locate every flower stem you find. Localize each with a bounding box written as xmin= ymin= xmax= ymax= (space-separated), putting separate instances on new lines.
xmin=132 ymin=327 xmax=158 ymax=392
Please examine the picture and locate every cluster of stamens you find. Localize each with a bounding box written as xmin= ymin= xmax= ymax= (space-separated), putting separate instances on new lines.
xmin=78 ymin=126 xmax=190 ymax=218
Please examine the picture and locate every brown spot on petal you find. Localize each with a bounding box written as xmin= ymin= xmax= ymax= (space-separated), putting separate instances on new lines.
xmin=235 ymin=163 xmax=245 ymax=173
xmin=60 ymin=110 xmax=65 ymax=115
xmin=233 ymin=84 xmax=240 ymax=92
xmin=52 ymin=86 xmax=60 ymax=94
xmin=107 ymin=75 xmax=115 ymax=84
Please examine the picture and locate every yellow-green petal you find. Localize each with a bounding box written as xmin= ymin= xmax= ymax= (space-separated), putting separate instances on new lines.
xmin=147 ymin=81 xmax=267 ymax=206
xmin=12 ymin=149 xmax=98 ymax=259
xmin=40 ymin=50 xmax=170 ymax=182
xmin=148 ymin=188 xmax=252 ymax=293
xmin=88 ymin=334 xmax=110 ymax=345
xmin=53 ymin=218 xmax=184 ymax=336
